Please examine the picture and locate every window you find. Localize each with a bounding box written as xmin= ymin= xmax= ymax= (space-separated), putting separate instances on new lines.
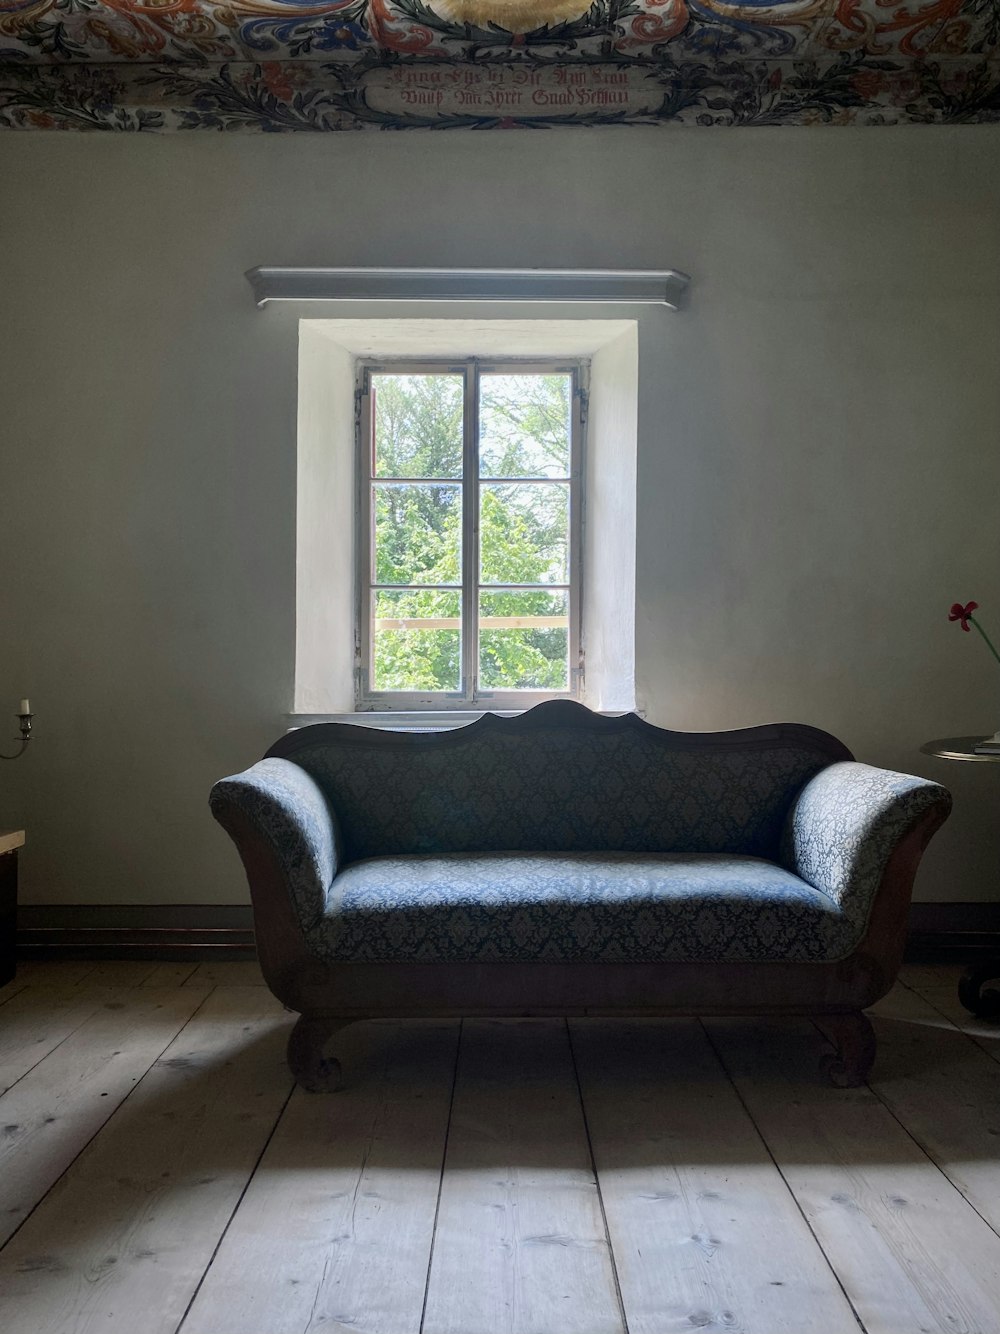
xmin=294 ymin=319 xmax=636 ymax=720
xmin=356 ymin=360 xmax=585 ymax=709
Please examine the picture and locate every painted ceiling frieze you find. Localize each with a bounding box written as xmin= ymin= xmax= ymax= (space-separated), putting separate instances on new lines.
xmin=1 ymin=0 xmax=998 ymax=128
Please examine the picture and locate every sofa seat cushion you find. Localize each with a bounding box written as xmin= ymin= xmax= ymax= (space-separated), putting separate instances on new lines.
xmin=304 ymin=852 xmax=856 ymax=965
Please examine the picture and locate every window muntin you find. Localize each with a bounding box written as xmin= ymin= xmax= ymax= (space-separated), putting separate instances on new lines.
xmin=357 ymin=360 xmax=584 ymax=709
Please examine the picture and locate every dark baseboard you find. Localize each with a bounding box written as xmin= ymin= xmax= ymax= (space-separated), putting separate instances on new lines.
xmin=16 ymin=904 xmax=257 ymax=961
xmin=905 ymin=902 xmax=1000 ymax=963
xmin=12 ymin=902 xmax=1000 ymax=964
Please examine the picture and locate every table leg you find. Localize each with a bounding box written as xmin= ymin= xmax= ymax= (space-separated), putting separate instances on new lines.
xmin=958 ymin=960 xmax=1000 ymax=1018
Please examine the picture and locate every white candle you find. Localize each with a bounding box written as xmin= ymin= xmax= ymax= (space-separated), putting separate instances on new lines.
xmin=18 ymin=699 xmax=30 ymax=715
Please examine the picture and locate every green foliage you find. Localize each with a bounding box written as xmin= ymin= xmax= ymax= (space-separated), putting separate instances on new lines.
xmin=479 ymin=589 xmax=569 ymax=691
xmin=374 ymin=485 xmax=461 ymax=586
xmin=374 ymin=373 xmax=463 ymax=479
xmin=480 ymin=485 xmax=567 ymax=585
xmin=480 ymin=373 xmax=571 ymax=478
xmin=374 ymin=590 xmax=461 ymax=693
xmin=370 ymin=371 xmax=573 ymax=695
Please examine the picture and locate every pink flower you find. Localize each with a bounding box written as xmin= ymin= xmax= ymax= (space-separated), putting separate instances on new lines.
xmin=949 ymin=601 xmax=979 ymax=632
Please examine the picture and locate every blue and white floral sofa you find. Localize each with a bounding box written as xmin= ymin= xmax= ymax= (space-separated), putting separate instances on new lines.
xmin=210 ymin=702 xmax=951 ymax=1089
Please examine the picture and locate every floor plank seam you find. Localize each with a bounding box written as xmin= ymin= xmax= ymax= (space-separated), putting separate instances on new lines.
xmin=0 ymin=992 xmax=121 ymax=1100
xmin=0 ymin=982 xmax=30 ymax=1010
xmin=418 ymin=1017 xmax=464 ymax=1334
xmin=173 ymin=1075 xmax=298 ymax=1334
xmin=898 ymin=979 xmax=964 ymax=1030
xmin=854 ymin=1020 xmax=1000 ymax=1248
xmin=900 ymin=979 xmax=1000 ymax=1068
xmin=565 ymin=1019 xmax=630 ymax=1334
xmin=0 ymin=982 xmax=220 ymax=1259
xmin=698 ymin=1018 xmax=870 ymax=1334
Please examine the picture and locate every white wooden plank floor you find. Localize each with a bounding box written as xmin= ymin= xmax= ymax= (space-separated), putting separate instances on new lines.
xmin=1 ymin=961 xmax=999 ymax=1334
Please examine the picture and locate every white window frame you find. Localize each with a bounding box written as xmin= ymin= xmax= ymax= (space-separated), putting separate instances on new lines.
xmin=355 ymin=357 xmax=587 ymax=711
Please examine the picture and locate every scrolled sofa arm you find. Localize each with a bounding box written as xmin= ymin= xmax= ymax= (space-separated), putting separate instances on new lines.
xmin=782 ymin=761 xmax=951 ymax=935
xmin=210 ymin=758 xmax=342 ymax=931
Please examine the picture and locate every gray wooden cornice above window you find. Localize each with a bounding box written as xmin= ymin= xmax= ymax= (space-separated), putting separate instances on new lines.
xmin=1 ymin=2 xmax=998 ymax=131
xmin=245 ymin=269 xmax=691 ymax=311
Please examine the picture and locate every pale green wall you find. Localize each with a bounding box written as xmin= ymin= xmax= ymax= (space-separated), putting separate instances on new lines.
xmin=1 ymin=127 xmax=998 ymax=905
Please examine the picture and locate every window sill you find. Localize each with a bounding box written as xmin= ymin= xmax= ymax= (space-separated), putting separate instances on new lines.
xmin=285 ymin=707 xmax=639 ymax=733
xmin=286 ymin=710 xmax=527 ymax=733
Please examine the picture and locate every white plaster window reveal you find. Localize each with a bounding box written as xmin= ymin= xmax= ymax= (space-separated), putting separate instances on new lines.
xmin=294 ymin=318 xmax=639 ymax=719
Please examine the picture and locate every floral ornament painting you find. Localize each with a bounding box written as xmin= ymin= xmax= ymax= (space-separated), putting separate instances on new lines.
xmin=428 ymin=0 xmax=591 ymax=29
xmin=949 ymin=600 xmax=1000 ymax=751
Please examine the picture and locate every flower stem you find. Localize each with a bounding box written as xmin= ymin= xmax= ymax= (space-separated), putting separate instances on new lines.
xmin=970 ymin=615 xmax=1000 ymax=667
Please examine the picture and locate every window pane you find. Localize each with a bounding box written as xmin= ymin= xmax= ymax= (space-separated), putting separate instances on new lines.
xmin=479 ymin=590 xmax=569 ymax=692
xmin=373 ymin=589 xmax=461 ymax=693
xmin=479 ymin=483 xmax=568 ymax=585
xmin=479 ymin=374 xmax=571 ymax=479
xmin=372 ymin=374 xmax=463 ymax=479
xmin=374 ymin=483 xmax=461 ymax=586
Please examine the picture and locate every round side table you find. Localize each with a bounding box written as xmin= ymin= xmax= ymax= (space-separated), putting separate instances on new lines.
xmin=920 ymin=736 xmax=1000 ymax=1017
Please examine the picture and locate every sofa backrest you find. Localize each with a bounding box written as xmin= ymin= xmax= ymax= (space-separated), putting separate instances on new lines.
xmin=265 ymin=702 xmax=852 ymax=864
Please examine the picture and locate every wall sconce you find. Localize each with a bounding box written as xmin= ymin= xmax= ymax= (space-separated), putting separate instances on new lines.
xmin=1 ymin=700 xmax=34 ymax=760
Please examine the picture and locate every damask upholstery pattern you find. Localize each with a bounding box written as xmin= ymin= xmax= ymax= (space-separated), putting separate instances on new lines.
xmin=210 ymin=709 xmax=950 ymax=966
xmin=305 ymin=851 xmax=850 ymax=963
xmin=1 ymin=0 xmax=998 ymax=129
xmin=210 ymin=757 xmax=343 ymax=932
xmin=285 ymin=725 xmax=839 ymax=862
xmin=782 ymin=760 xmax=951 ymax=932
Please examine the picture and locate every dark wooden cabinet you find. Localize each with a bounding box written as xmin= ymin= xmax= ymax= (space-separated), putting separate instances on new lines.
xmin=0 ymin=832 xmax=24 ymax=987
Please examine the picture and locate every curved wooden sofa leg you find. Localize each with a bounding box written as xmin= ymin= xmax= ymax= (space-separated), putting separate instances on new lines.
xmin=816 ymin=1011 xmax=876 ymax=1088
xmin=287 ymin=1014 xmax=350 ymax=1093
